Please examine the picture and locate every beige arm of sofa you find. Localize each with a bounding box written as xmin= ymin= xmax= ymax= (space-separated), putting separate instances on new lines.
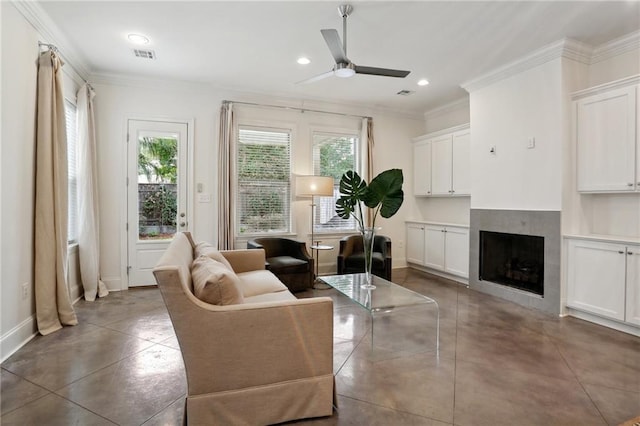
xmin=154 ymin=266 xmax=335 ymax=424
xmin=221 ymin=248 xmax=266 ymax=273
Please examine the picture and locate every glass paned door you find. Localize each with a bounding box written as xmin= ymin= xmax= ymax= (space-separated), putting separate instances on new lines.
xmin=127 ymin=119 xmax=189 ymax=286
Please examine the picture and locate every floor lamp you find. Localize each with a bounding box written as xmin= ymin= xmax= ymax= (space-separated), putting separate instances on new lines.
xmin=296 ymin=175 xmax=334 ymax=281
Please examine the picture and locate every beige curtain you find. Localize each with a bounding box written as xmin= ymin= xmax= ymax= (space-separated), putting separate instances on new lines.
xmin=217 ymin=101 xmax=236 ymax=249
xmin=362 ymin=117 xmax=375 ymax=226
xmin=34 ymin=50 xmax=78 ymax=335
xmin=77 ymin=83 xmax=108 ymax=301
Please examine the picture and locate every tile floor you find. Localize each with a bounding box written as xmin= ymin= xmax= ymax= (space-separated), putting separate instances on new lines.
xmin=1 ymin=268 xmax=639 ymax=425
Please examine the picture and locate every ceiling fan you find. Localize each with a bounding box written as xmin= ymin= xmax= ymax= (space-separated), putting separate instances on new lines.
xmin=297 ymin=4 xmax=411 ymax=84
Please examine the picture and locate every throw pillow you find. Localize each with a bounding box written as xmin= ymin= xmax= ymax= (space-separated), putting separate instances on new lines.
xmin=191 ymin=255 xmax=244 ymax=305
xmin=194 ymin=241 xmax=234 ymax=271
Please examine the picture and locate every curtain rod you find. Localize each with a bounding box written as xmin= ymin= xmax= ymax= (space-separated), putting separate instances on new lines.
xmin=223 ymin=100 xmax=371 ymax=120
xmin=38 ymin=41 xmax=94 ymax=91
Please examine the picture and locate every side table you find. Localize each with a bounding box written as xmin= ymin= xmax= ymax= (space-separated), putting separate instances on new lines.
xmin=310 ymin=242 xmax=334 ymax=290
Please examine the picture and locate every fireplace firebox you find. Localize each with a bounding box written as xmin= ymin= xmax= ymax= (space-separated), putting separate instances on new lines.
xmin=479 ymin=231 xmax=544 ymax=296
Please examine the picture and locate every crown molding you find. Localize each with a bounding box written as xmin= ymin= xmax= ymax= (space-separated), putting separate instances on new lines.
xmin=12 ymin=0 xmax=91 ymax=80
xmin=423 ymin=97 xmax=469 ymax=120
xmin=591 ymin=30 xmax=640 ymax=64
xmin=571 ymin=74 xmax=640 ymax=100
xmin=461 ymin=38 xmax=593 ymax=93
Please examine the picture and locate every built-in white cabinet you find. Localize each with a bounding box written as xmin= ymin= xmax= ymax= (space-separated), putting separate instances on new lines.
xmin=412 ymin=125 xmax=470 ymax=197
xmin=406 ymin=222 xmax=426 ymax=265
xmin=574 ymin=77 xmax=640 ymax=192
xmin=406 ymin=222 xmax=469 ymax=279
xmin=566 ymin=238 xmax=640 ymax=326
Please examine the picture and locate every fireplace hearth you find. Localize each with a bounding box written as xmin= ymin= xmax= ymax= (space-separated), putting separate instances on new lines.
xmin=479 ymin=231 xmax=544 ymax=296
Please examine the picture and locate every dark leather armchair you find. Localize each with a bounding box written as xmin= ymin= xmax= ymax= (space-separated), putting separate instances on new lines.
xmin=337 ymin=234 xmax=392 ymax=281
xmin=247 ymin=238 xmax=314 ymax=292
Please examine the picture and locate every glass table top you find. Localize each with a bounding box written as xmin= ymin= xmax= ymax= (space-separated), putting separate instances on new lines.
xmin=318 ymin=273 xmax=437 ymax=313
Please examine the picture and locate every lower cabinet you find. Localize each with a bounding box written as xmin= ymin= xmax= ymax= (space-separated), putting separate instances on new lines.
xmin=406 ymin=222 xmax=469 ymax=279
xmin=567 ymin=238 xmax=640 ymax=325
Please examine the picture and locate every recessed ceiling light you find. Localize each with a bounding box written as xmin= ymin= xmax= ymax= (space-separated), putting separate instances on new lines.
xmin=128 ymin=33 xmax=150 ymax=45
xmin=418 ymin=79 xmax=430 ymax=86
xmin=297 ymin=57 xmax=311 ymax=65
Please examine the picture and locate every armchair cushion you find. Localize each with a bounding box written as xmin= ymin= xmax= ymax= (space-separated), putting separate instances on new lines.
xmin=266 ymin=256 xmax=310 ymax=273
xmin=191 ymin=256 xmax=244 ymax=305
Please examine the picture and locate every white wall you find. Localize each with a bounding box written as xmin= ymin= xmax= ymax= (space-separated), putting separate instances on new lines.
xmin=1 ymin=3 xmax=84 ymax=360
xmin=470 ymin=58 xmax=565 ymax=211
xmin=589 ymin=49 xmax=640 ymax=87
xmin=93 ymin=80 xmax=424 ymax=286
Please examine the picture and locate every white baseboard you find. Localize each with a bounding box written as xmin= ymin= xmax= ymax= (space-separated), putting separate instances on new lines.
xmin=102 ymin=276 xmax=123 ymax=292
xmin=567 ymin=308 xmax=640 ymax=337
xmin=406 ymin=263 xmax=469 ymax=286
xmin=1 ymin=315 xmax=37 ymax=363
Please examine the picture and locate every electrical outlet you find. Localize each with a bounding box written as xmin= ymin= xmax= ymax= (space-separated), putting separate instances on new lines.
xmin=21 ymin=282 xmax=29 ymax=300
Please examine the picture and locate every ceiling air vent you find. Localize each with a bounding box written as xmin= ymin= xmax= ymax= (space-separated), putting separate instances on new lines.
xmin=396 ymin=90 xmax=414 ymax=96
xmin=133 ymin=49 xmax=156 ymax=60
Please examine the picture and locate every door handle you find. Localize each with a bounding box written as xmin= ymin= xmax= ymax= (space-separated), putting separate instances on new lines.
xmin=180 ymin=222 xmax=186 ymax=227
xmin=180 ymin=212 xmax=186 ymax=218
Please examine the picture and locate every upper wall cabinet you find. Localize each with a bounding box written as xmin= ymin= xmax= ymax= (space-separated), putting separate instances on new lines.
xmin=574 ymin=77 xmax=640 ymax=193
xmin=412 ymin=124 xmax=470 ymax=197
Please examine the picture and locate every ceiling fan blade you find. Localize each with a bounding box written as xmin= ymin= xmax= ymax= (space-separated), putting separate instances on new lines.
xmin=354 ymin=65 xmax=411 ymax=78
xmin=320 ymin=29 xmax=348 ymax=64
xmin=295 ymin=70 xmax=335 ymax=85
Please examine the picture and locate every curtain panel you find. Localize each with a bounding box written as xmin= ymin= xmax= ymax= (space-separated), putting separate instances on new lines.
xmin=34 ymin=50 xmax=78 ymax=335
xmin=218 ymin=102 xmax=236 ymax=249
xmin=77 ymin=83 xmax=108 ymax=301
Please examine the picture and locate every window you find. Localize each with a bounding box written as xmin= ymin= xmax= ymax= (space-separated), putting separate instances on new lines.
xmin=236 ymin=126 xmax=291 ymax=235
xmin=312 ymin=132 xmax=358 ymax=232
xmin=65 ymin=100 xmax=78 ymax=243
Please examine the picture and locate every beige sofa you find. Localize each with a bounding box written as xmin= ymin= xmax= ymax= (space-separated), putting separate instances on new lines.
xmin=153 ymin=232 xmax=335 ymax=425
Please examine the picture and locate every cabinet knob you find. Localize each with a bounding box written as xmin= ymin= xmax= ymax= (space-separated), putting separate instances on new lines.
xmin=618 ymin=250 xmax=625 ymax=254
xmin=628 ymin=183 xmax=634 ymax=187
xmin=629 ymin=252 xmax=634 ymax=255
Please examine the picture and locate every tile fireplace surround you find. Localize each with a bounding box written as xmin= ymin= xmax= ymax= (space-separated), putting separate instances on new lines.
xmin=469 ymin=209 xmax=561 ymax=315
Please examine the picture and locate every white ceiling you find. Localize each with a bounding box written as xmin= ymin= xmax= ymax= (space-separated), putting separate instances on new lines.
xmin=37 ymin=1 xmax=640 ymax=115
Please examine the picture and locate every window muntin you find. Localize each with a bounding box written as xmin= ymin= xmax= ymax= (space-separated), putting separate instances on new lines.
xmin=236 ymin=126 xmax=292 ymax=235
xmin=312 ymin=132 xmax=358 ymax=232
xmin=65 ymin=100 xmax=78 ymax=243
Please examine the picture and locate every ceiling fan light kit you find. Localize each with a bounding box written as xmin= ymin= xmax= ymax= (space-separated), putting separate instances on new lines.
xmin=297 ymin=4 xmax=411 ymax=85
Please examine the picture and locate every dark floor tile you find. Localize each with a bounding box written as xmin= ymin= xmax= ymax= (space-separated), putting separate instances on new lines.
xmin=0 ymin=393 xmax=115 ymax=425
xmin=57 ymin=344 xmax=187 ymax=426
xmin=454 ymin=360 xmax=606 ymax=426
xmin=0 ymin=369 xmax=49 ymax=415
xmin=141 ymin=396 xmax=185 ymax=426
xmin=1 ymin=327 xmax=154 ymax=391
xmin=336 ymin=351 xmax=455 ymax=423
xmin=584 ymin=383 xmax=640 ymax=426
xmin=104 ymin=306 xmax=176 ymax=343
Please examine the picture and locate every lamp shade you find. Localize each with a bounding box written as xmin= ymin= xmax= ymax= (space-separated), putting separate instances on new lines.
xmin=295 ymin=175 xmax=334 ymax=197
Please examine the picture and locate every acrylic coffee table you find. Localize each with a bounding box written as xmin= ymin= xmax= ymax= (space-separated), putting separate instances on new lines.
xmin=319 ymin=273 xmax=439 ymax=352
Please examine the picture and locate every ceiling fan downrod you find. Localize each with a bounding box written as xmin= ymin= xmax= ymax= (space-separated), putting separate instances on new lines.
xmin=338 ymin=5 xmax=353 ymax=58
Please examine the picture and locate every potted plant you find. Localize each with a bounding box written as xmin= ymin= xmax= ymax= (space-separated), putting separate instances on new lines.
xmin=336 ymin=168 xmax=404 ymax=288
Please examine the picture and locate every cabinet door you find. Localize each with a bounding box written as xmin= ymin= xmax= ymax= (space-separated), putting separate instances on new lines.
xmin=413 ymin=141 xmax=432 ymax=196
xmin=444 ymin=227 xmax=469 ymax=278
xmin=567 ymin=240 xmax=626 ymax=321
xmin=451 ymin=130 xmax=471 ymax=196
xmin=431 ymin=135 xmax=452 ymax=195
xmin=576 ymin=86 xmax=637 ymax=192
xmin=425 ymin=225 xmax=446 ymax=270
xmin=625 ymin=247 xmax=640 ymax=326
xmin=406 ymin=223 xmax=426 ymax=265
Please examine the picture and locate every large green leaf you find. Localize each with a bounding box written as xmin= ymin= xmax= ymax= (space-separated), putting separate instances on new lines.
xmin=363 ymin=169 xmax=404 ymax=218
xmin=336 ymin=171 xmax=367 ymax=219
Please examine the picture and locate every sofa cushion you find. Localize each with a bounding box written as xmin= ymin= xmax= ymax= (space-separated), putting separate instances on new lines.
xmin=195 ymin=242 xmax=234 ymax=271
xmin=191 ymin=256 xmax=244 ymax=305
xmin=236 ymin=270 xmax=288 ymax=297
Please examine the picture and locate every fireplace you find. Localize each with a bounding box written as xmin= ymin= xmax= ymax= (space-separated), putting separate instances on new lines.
xmin=469 ymin=209 xmax=560 ymax=315
xmin=479 ymin=231 xmax=544 ymax=296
